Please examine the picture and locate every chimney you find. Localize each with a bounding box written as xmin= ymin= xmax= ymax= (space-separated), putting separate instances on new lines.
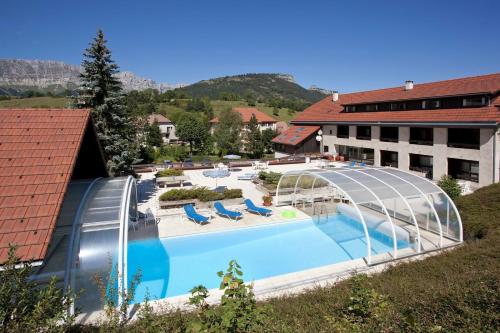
xmin=332 ymin=90 xmax=339 ymax=102
xmin=405 ymin=80 xmax=414 ymax=91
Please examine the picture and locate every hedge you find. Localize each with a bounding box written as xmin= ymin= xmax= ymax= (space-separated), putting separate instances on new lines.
xmin=159 ymin=187 xmax=243 ymax=202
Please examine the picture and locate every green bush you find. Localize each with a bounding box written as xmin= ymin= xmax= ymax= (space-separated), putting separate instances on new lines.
xmin=159 ymin=187 xmax=242 ymax=202
xmin=188 ymin=260 xmax=269 ymax=332
xmin=258 ymin=171 xmax=282 ymax=185
xmin=155 ymin=168 xmax=183 ymax=177
xmin=437 ymin=175 xmax=461 ymax=200
xmin=222 ymin=188 xmax=243 ymax=200
xmin=0 ymin=246 xmax=75 ymax=332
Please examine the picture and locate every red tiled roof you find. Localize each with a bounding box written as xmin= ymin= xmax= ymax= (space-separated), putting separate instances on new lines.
xmin=148 ymin=113 xmax=171 ymax=124
xmin=272 ymin=125 xmax=320 ymax=146
xmin=0 ymin=109 xmax=92 ymax=263
xmin=293 ymin=73 xmax=500 ymax=125
xmin=340 ymin=73 xmax=500 ymax=105
xmin=210 ymin=107 xmax=277 ymax=124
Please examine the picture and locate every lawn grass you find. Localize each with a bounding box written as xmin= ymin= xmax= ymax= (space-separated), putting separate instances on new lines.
xmin=0 ymin=96 xmax=71 ymax=108
xmin=115 ymin=183 xmax=500 ymax=332
xmin=210 ymin=100 xmax=297 ymax=123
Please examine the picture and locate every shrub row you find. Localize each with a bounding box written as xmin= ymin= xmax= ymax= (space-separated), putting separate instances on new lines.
xmin=155 ymin=168 xmax=184 ymax=177
xmin=159 ymin=187 xmax=242 ymax=202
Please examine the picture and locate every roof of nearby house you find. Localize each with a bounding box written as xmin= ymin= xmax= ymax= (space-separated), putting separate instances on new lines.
xmin=272 ymin=125 xmax=320 ymax=146
xmin=292 ymin=73 xmax=500 ymax=125
xmin=210 ymin=107 xmax=277 ymax=124
xmin=148 ymin=114 xmax=172 ymax=124
xmin=0 ymin=109 xmax=94 ymax=263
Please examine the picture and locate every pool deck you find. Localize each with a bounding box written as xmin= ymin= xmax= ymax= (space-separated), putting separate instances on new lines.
xmin=155 ymin=205 xmax=310 ymax=238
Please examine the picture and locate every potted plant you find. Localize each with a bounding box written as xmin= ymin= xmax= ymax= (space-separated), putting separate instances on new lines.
xmin=262 ymin=194 xmax=273 ymax=207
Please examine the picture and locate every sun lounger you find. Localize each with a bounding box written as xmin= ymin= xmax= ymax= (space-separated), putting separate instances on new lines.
xmin=214 ymin=201 xmax=242 ymax=221
xmin=244 ymin=199 xmax=272 ymax=216
xmin=349 ymin=161 xmax=356 ymax=167
xmin=183 ymin=204 xmax=209 ymax=224
xmin=237 ymin=173 xmax=257 ymax=180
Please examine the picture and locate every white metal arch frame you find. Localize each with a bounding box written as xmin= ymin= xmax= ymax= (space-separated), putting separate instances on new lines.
xmin=384 ymin=168 xmax=463 ymax=242
xmin=374 ymin=168 xmax=444 ymax=247
xmin=277 ymin=170 xmax=375 ymax=264
xmin=353 ymin=169 xmax=422 ymax=253
xmin=329 ymin=170 xmax=400 ymax=258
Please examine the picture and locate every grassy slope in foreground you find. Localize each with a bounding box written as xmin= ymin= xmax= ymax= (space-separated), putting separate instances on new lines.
xmin=0 ymin=96 xmax=71 ymax=108
xmin=121 ymin=183 xmax=500 ymax=332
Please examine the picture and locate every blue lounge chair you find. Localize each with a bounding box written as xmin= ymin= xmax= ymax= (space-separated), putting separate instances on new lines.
xmin=360 ymin=162 xmax=366 ymax=167
xmin=183 ymin=204 xmax=209 ymax=224
xmin=214 ymin=201 xmax=242 ymax=221
xmin=349 ymin=161 xmax=356 ymax=167
xmin=244 ymin=199 xmax=272 ymax=216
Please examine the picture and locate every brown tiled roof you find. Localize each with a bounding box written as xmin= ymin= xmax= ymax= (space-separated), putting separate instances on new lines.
xmin=148 ymin=113 xmax=171 ymax=124
xmin=272 ymin=125 xmax=320 ymax=146
xmin=340 ymin=73 xmax=500 ymax=105
xmin=293 ymin=73 xmax=500 ymax=125
xmin=0 ymin=109 xmax=92 ymax=263
xmin=210 ymin=107 xmax=277 ymax=124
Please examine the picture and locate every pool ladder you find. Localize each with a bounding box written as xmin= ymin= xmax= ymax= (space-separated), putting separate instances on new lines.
xmin=313 ymin=203 xmax=329 ymax=224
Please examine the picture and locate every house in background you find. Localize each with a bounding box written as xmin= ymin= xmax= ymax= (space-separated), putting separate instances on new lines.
xmin=148 ymin=114 xmax=178 ymax=143
xmin=276 ymin=73 xmax=500 ymax=189
xmin=272 ymin=125 xmax=320 ymax=157
xmin=210 ymin=107 xmax=277 ymax=133
xmin=275 ymin=121 xmax=289 ymax=134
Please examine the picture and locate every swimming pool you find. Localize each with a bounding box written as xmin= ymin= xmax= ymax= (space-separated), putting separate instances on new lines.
xmin=127 ymin=214 xmax=408 ymax=303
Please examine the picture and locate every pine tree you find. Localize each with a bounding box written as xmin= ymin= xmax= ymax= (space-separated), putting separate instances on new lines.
xmin=245 ymin=113 xmax=264 ymax=158
xmin=76 ymin=30 xmax=138 ymax=175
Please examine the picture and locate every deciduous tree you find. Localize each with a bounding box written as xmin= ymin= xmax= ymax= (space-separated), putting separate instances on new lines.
xmin=214 ymin=108 xmax=243 ymax=155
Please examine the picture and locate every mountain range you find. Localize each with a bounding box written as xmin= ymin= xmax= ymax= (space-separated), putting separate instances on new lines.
xmin=0 ymin=59 xmax=329 ymax=103
xmin=0 ymin=59 xmax=183 ymax=95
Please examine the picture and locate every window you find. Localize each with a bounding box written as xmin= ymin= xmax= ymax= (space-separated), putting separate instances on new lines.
xmin=380 ymin=126 xmax=399 ymax=142
xmin=337 ymin=125 xmax=349 ymax=138
xmin=463 ymin=96 xmax=488 ymax=107
xmin=410 ymin=127 xmax=433 ymax=145
xmin=448 ymin=128 xmax=480 ymax=149
xmin=366 ymin=104 xmax=378 ymax=111
xmin=356 ymin=126 xmax=371 ymax=140
xmin=329 ymin=129 xmax=332 ymax=135
xmin=323 ymin=145 xmax=329 ymax=153
xmin=390 ymin=102 xmax=406 ymax=111
xmin=448 ymin=158 xmax=479 ymax=182
xmin=422 ymin=100 xmax=440 ymax=109
xmin=337 ymin=145 xmax=374 ymax=165
xmin=409 ymin=154 xmax=433 ymax=179
xmin=345 ymin=105 xmax=356 ymax=112
xmin=381 ymin=150 xmax=398 ymax=167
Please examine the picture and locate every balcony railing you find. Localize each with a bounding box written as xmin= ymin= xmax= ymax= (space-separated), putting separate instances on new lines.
xmin=380 ymin=137 xmax=398 ymax=143
xmin=409 ymin=139 xmax=433 ymax=146
xmin=447 ymin=142 xmax=480 ymax=150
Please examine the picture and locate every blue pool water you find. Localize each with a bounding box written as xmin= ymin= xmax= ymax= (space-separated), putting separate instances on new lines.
xmin=127 ymin=214 xmax=408 ymax=302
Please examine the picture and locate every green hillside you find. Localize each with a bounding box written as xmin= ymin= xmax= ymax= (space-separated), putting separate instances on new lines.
xmin=174 ymin=73 xmax=327 ymax=103
xmin=0 ymin=96 xmax=298 ymax=123
xmin=0 ymin=96 xmax=71 ymax=108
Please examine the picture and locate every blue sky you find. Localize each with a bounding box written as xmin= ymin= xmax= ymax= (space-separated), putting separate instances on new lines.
xmin=1 ymin=0 xmax=499 ymax=92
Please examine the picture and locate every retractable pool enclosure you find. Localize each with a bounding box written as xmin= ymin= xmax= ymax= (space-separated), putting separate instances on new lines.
xmin=275 ymin=167 xmax=463 ymax=264
xmin=61 ymin=176 xmax=138 ymax=314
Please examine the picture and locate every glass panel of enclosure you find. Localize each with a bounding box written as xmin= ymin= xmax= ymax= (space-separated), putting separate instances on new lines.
xmin=340 ymin=170 xmax=419 ymax=254
xmin=276 ymin=172 xmax=301 ymax=206
xmin=70 ymin=178 xmax=128 ymax=313
xmin=318 ymin=171 xmax=397 ymax=263
xmin=356 ymin=168 xmax=443 ymax=248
